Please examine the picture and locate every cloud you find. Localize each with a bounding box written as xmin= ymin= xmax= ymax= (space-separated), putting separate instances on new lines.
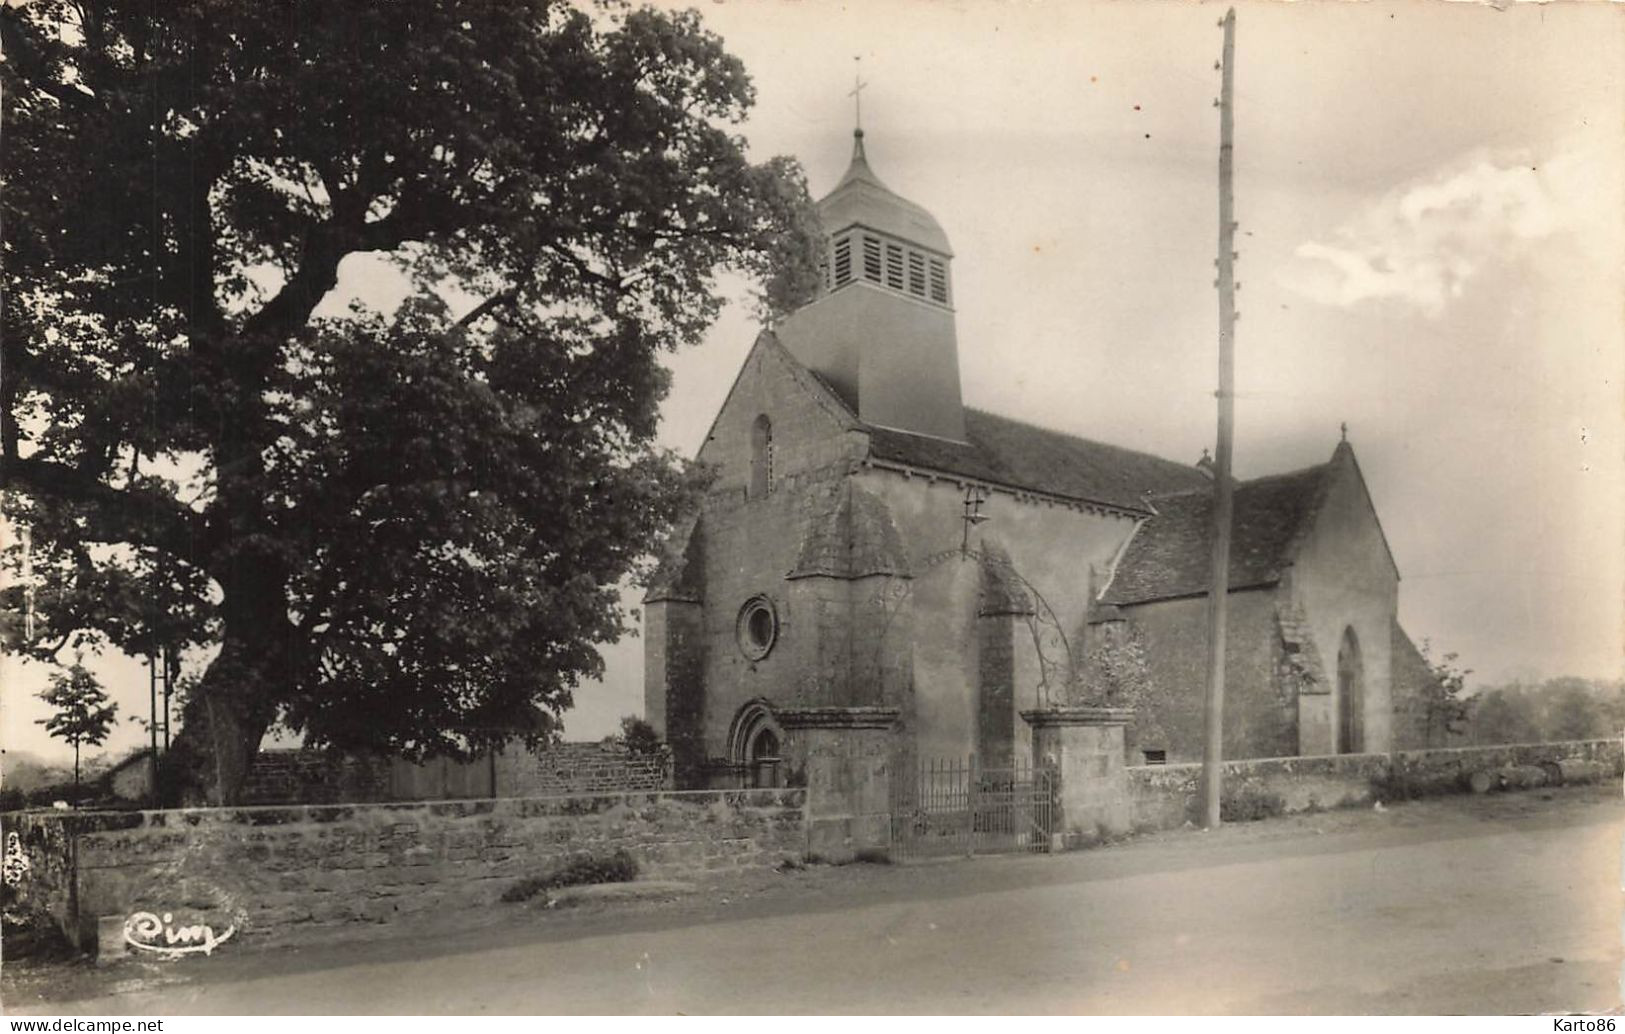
xmin=1282 ymin=148 xmax=1577 ymax=318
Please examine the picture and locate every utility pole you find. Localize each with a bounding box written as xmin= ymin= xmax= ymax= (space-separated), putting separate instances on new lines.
xmin=149 ymin=651 xmax=159 ymax=758
xmin=162 ymin=645 xmax=173 ymax=752
xmin=1200 ymin=7 xmax=1238 ymax=830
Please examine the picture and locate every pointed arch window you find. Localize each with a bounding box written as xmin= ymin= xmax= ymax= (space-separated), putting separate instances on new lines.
xmin=1337 ymin=627 xmax=1364 ymax=754
xmin=750 ymin=414 xmax=774 ymax=498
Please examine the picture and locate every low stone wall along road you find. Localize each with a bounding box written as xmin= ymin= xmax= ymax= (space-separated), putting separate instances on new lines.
xmin=6 ymin=783 xmax=1619 ymax=1015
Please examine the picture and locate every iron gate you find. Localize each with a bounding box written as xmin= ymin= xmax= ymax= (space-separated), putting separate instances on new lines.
xmin=890 ymin=756 xmax=1055 ymax=858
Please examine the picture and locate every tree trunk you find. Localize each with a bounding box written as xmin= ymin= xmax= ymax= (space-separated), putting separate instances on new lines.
xmin=171 ymin=559 xmax=290 ymax=805
xmin=73 ymin=745 xmax=80 ymax=808
xmin=174 ymin=637 xmax=281 ymax=806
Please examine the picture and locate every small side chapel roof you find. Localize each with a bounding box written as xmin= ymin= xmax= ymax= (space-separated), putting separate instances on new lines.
xmin=1100 ymin=461 xmax=1332 ymax=606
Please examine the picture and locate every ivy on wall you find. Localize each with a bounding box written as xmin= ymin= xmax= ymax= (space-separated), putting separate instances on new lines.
xmin=1085 ymin=620 xmax=1168 ymax=749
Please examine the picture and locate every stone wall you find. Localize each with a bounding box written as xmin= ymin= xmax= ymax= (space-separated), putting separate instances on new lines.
xmin=644 ymin=596 xmax=708 ymax=787
xmin=1120 ymin=588 xmax=1291 ymax=762
xmin=3 ymin=812 xmax=77 ymax=940
xmin=1127 ymin=738 xmax=1624 ymax=830
xmin=2 ymin=788 xmax=805 ymax=955
xmin=243 ymin=750 xmax=394 ymax=806
xmin=238 ymin=742 xmax=671 ymax=807
xmin=1388 ymin=621 xmax=1441 ymax=750
xmin=1025 ymin=709 xmax=1133 ymax=846
xmin=491 ymin=742 xmax=670 ymax=797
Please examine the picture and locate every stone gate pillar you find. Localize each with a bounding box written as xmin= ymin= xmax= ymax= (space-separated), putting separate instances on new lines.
xmin=778 ymin=707 xmax=900 ymax=861
xmin=1022 ymin=706 xmax=1134 ymax=846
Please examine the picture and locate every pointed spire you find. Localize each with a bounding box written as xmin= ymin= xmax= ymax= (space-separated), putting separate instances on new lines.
xmin=835 ymin=126 xmax=888 ymax=192
xmin=836 ymin=59 xmax=886 ymax=192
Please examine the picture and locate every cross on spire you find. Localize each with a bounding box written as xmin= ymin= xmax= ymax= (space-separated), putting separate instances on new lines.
xmin=849 ymin=56 xmax=868 ymax=131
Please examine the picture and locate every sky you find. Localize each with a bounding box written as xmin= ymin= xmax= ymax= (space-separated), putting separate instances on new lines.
xmin=6 ymin=0 xmax=1622 ymax=764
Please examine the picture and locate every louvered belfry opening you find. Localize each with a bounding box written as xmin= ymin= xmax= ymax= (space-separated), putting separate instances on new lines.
xmin=823 ymin=228 xmax=952 ymax=310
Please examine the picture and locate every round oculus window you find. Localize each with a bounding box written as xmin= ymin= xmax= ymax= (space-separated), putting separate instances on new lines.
xmin=736 ymin=596 xmax=778 ymax=660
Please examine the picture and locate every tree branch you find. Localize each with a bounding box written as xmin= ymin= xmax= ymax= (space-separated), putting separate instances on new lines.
xmin=0 ymin=10 xmax=95 ymax=113
xmin=453 ymin=288 xmax=520 ymax=329
xmin=4 ymin=456 xmax=214 ymax=561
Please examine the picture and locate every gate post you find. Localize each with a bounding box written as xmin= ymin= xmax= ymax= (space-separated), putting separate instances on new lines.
xmin=778 ymin=707 xmax=900 ymax=862
xmin=1021 ymin=706 xmax=1134 ymax=848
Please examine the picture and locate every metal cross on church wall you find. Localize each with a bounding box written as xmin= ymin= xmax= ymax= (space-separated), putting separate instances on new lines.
xmin=961 ymin=485 xmax=989 ymax=558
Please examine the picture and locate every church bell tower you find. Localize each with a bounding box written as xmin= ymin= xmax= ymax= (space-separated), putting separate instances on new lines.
xmin=774 ymin=129 xmax=967 ymax=442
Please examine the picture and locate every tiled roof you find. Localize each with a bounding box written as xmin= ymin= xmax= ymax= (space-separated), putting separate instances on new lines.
xmin=789 ymin=482 xmax=911 ymax=580
xmin=865 ymin=409 xmax=1210 ymax=512
xmin=644 ymin=517 xmax=704 ymax=603
xmin=818 ymin=130 xmax=953 ymax=256
xmin=1101 ymin=462 xmax=1331 ymax=606
xmin=977 ymin=544 xmax=1035 ymax=616
xmin=1390 ymin=619 xmax=1436 ymax=690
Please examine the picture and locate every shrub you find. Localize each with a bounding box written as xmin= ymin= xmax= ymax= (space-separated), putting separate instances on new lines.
xmin=1218 ymin=785 xmax=1286 ymax=822
xmin=501 ymin=848 xmax=639 ymax=904
xmin=1371 ymin=769 xmax=1420 ymax=803
xmin=0 ymin=908 xmax=79 ymax=963
xmin=617 ymin=716 xmax=663 ymax=757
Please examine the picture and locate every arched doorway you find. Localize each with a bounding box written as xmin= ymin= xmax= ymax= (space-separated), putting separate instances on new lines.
xmin=727 ymin=699 xmax=784 ymax=789
xmin=1337 ymin=627 xmax=1364 ymax=754
xmin=747 ymin=727 xmax=781 ymax=788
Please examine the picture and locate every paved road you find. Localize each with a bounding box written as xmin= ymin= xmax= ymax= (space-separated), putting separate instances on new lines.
xmin=13 ymin=789 xmax=1623 ymax=1014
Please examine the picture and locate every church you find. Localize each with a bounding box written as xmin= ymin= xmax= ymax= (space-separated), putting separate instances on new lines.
xmin=644 ymin=129 xmax=1436 ymax=790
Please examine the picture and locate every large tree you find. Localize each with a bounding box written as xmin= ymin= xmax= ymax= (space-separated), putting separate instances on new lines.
xmin=1 ymin=0 xmax=822 ymax=803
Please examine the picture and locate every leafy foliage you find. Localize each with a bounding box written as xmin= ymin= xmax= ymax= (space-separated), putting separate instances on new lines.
xmin=1 ymin=2 xmax=821 ymax=802
xmin=36 ymin=662 xmax=118 ymax=800
xmin=617 ymin=715 xmax=663 ymax=757
xmin=1217 ymin=784 xmax=1286 ymax=823
xmin=1467 ymin=676 xmax=1625 ymax=746
xmin=1085 ymin=619 xmax=1167 ymax=749
xmin=1417 ymin=640 xmax=1474 ymax=747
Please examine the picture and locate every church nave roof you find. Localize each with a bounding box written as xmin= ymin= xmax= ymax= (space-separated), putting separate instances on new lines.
xmin=864 ymin=408 xmax=1211 ymax=513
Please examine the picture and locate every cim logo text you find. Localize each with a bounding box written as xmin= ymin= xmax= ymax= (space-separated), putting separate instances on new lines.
xmin=124 ymin=911 xmax=236 ymax=958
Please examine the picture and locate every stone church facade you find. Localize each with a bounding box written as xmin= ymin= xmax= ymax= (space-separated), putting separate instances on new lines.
xmin=645 ymin=131 xmax=1434 ymax=790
